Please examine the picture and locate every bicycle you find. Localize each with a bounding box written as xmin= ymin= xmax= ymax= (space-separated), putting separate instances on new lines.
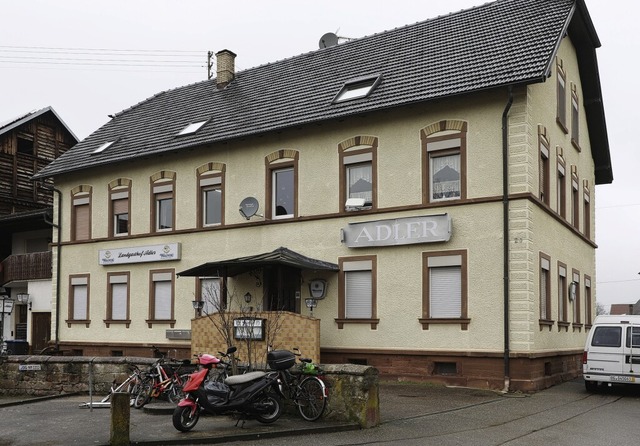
xmin=270 ymin=348 xmax=328 ymax=421
xmin=133 ymin=357 xmax=192 ymax=408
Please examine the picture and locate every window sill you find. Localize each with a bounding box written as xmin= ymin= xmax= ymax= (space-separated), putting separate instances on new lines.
xmin=558 ymin=321 xmax=570 ymax=332
xmin=572 ymin=323 xmax=583 ymax=332
xmin=335 ymin=318 xmax=379 ymax=330
xmin=571 ymin=138 xmax=581 ymax=152
xmin=419 ymin=318 xmax=470 ymax=330
xmin=65 ymin=319 xmax=91 ymax=328
xmin=104 ymin=319 xmax=131 ymax=328
xmin=556 ymin=117 xmax=568 ymax=134
xmin=539 ymin=319 xmax=555 ymax=331
xmin=145 ymin=319 xmax=176 ymax=328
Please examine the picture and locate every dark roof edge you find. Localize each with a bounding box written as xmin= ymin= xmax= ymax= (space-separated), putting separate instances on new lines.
xmin=0 ymin=106 xmax=79 ymax=143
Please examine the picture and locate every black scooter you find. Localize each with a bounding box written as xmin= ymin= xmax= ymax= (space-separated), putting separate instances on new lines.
xmin=172 ymin=352 xmax=283 ymax=432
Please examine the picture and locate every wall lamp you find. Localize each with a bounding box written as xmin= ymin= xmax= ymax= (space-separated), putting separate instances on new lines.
xmin=17 ymin=293 xmax=32 ymax=310
xmin=244 ymin=292 xmax=252 ymax=304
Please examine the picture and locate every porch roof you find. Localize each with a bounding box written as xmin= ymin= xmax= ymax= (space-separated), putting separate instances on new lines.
xmin=177 ymin=247 xmax=339 ymax=278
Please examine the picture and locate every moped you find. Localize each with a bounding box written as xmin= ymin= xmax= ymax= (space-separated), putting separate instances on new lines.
xmin=172 ymin=351 xmax=283 ymax=432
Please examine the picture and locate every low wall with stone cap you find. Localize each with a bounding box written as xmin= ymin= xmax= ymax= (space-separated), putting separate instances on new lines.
xmin=0 ymin=356 xmax=379 ymax=428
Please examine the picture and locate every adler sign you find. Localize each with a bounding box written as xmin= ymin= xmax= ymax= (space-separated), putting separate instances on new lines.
xmin=99 ymin=243 xmax=181 ymax=265
xmin=341 ymin=214 xmax=451 ymax=248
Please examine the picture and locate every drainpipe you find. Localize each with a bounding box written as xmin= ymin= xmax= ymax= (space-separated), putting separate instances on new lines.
xmin=42 ymin=183 xmax=62 ymax=351
xmin=502 ymin=86 xmax=513 ymax=393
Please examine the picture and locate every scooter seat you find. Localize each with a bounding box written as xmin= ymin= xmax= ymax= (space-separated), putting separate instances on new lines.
xmin=225 ymin=371 xmax=266 ymax=386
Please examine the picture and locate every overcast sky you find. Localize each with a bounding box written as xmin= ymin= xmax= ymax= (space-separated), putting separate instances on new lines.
xmin=1 ymin=1 xmax=638 ymax=311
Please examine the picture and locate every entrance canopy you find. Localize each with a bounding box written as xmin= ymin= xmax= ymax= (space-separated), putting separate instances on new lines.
xmin=177 ymin=247 xmax=339 ymax=277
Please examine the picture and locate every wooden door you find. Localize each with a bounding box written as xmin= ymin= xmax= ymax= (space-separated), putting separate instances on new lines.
xmin=31 ymin=312 xmax=51 ymax=353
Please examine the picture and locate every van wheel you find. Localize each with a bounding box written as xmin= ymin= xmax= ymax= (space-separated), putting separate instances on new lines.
xmin=585 ymin=380 xmax=598 ymax=392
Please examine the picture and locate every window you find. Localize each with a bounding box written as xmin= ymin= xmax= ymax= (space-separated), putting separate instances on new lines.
xmin=556 ymin=60 xmax=567 ymax=132
xmin=572 ymin=270 xmax=581 ymax=329
xmin=197 ymin=163 xmax=225 ymax=227
xmin=583 ymin=181 xmax=591 ymax=239
xmin=93 ymin=141 xmax=115 ymax=154
xmin=420 ymin=250 xmax=469 ymax=330
xmin=265 ymin=150 xmax=298 ymax=220
xmin=339 ymin=136 xmax=377 ymax=212
xmin=422 ymin=120 xmax=467 ymax=204
xmin=197 ymin=277 xmax=222 ymax=315
xmin=106 ymin=273 xmax=130 ymax=327
xmin=332 ymin=74 xmax=382 ymax=103
xmin=272 ymin=167 xmax=294 ymax=218
xmin=591 ymin=326 xmax=621 ymax=347
xmin=109 ymin=179 xmax=131 ymax=237
xmin=147 ymin=270 xmax=175 ymax=327
xmin=336 ymin=256 xmax=378 ymax=329
xmin=539 ymin=253 xmax=552 ymax=325
xmin=539 ymin=128 xmax=550 ymax=206
xmin=571 ymin=167 xmax=579 ymax=230
xmin=67 ymin=274 xmax=90 ymax=326
xmin=71 ymin=186 xmax=92 ymax=241
xmin=556 ymin=149 xmax=566 ymax=218
xmin=626 ymin=326 xmax=640 ymax=349
xmin=17 ymin=135 xmax=34 ymax=155
xmin=558 ymin=262 xmax=569 ymax=329
xmin=584 ymin=275 xmax=592 ymax=327
xmin=177 ymin=120 xmax=207 ymax=136
xmin=151 ymin=172 xmax=176 ymax=232
xmin=571 ymin=83 xmax=580 ymax=150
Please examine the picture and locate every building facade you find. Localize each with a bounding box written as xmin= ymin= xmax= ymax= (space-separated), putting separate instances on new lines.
xmin=0 ymin=107 xmax=78 ymax=353
xmin=34 ymin=0 xmax=612 ymax=390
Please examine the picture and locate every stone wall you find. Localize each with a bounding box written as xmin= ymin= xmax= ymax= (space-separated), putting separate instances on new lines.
xmin=0 ymin=356 xmax=379 ymax=428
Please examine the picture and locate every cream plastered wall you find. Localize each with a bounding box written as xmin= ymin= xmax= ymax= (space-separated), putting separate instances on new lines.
xmin=508 ymin=35 xmax=596 ymax=354
xmin=50 ymin=63 xmax=598 ymax=356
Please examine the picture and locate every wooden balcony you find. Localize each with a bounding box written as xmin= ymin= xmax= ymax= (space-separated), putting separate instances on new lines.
xmin=1 ymin=251 xmax=52 ymax=285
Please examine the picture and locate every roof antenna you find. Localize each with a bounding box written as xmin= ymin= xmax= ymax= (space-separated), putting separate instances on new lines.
xmin=318 ymin=29 xmax=354 ymax=49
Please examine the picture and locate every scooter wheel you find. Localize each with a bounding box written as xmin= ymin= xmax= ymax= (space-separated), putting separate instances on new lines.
xmin=254 ymin=392 xmax=283 ymax=424
xmin=172 ymin=405 xmax=199 ymax=432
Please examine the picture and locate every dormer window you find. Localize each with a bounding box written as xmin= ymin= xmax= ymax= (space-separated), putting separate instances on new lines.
xmin=93 ymin=141 xmax=115 ymax=154
xmin=177 ymin=120 xmax=207 ymax=136
xmin=333 ymin=75 xmax=382 ymax=103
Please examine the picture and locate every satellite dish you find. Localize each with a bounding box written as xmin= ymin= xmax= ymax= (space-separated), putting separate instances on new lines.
xmin=239 ymin=197 xmax=260 ymax=220
xmin=319 ymin=32 xmax=339 ymax=49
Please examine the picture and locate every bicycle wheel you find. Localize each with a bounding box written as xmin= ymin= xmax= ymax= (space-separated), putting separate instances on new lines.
xmin=296 ymin=377 xmax=327 ymax=421
xmin=133 ymin=381 xmax=152 ymax=408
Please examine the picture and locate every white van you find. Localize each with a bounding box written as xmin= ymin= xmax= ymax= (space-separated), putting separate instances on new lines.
xmin=583 ymin=314 xmax=640 ymax=391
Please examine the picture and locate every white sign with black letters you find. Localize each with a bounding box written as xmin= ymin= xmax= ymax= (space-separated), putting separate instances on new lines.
xmin=342 ymin=214 xmax=451 ymax=248
xmin=99 ymin=243 xmax=181 ymax=265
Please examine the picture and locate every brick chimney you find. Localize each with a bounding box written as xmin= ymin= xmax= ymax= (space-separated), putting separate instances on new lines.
xmin=216 ymin=49 xmax=236 ymax=89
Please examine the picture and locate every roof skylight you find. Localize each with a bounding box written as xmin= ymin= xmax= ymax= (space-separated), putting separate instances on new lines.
xmin=92 ymin=141 xmax=115 ymax=154
xmin=333 ymin=74 xmax=382 ymax=104
xmin=178 ymin=120 xmax=207 ymax=136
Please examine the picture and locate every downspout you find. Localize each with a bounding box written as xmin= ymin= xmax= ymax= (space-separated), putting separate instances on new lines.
xmin=42 ymin=183 xmax=62 ymax=351
xmin=502 ymin=86 xmax=513 ymax=393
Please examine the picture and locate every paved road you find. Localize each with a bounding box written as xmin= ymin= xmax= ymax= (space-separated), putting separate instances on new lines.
xmin=224 ymin=380 xmax=640 ymax=446
xmin=1 ymin=379 xmax=639 ymax=445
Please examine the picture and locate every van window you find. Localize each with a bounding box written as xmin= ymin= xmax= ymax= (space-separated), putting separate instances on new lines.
xmin=591 ymin=326 xmax=621 ymax=347
xmin=626 ymin=327 xmax=640 ymax=348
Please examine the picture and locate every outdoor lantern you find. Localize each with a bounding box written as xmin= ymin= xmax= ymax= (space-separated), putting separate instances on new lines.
xmin=305 ymin=298 xmax=318 ymax=310
xmin=16 ymin=293 xmax=31 ymax=310
xmin=192 ymin=300 xmax=204 ymax=311
xmin=244 ymin=292 xmax=252 ymax=303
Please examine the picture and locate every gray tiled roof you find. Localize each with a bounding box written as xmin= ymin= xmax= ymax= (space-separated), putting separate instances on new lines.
xmin=33 ymin=0 xmax=611 ymax=184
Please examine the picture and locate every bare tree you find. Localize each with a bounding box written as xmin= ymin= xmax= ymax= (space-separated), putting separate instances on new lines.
xmin=595 ymin=301 xmax=608 ymax=316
